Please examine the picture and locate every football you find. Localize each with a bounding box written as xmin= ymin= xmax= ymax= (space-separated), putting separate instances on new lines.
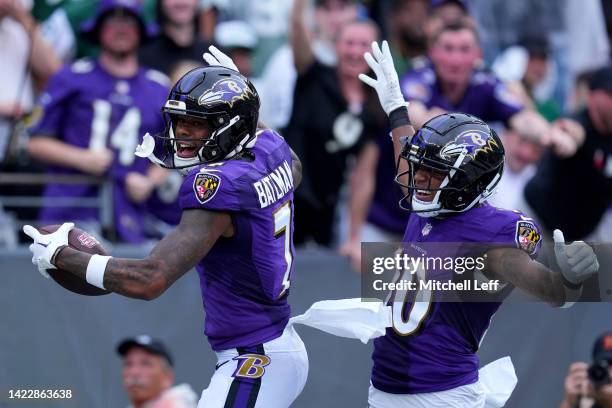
xmin=38 ymin=225 xmax=111 ymax=296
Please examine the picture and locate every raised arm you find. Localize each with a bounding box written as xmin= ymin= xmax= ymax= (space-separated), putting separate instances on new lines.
xmin=501 ymin=93 xmax=583 ymax=158
xmin=360 ymin=41 xmax=415 ymax=191
xmin=27 ymin=209 xmax=232 ymax=300
xmin=4 ymin=0 xmax=61 ymax=82
xmin=198 ymin=7 xmax=217 ymax=42
xmin=28 ymin=21 xmax=62 ymax=81
xmin=290 ymin=0 xmax=315 ymax=75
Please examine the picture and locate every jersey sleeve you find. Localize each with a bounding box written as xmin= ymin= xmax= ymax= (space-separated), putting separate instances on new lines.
xmin=486 ymin=78 xmax=524 ymax=124
xmin=179 ymin=168 xmax=242 ymax=212
xmin=27 ymin=65 xmax=77 ymax=139
xmin=493 ymin=212 xmax=542 ymax=259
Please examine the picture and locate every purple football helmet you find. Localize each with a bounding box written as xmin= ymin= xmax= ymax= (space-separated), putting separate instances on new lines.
xmin=396 ymin=112 xmax=505 ymax=217
xmin=138 ymin=66 xmax=260 ymax=170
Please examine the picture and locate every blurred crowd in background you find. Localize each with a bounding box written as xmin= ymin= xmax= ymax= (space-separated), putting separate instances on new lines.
xmin=0 ymin=0 xmax=611 ymax=255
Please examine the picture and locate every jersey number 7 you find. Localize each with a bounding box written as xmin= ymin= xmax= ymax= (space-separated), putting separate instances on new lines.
xmin=273 ymin=201 xmax=293 ymax=298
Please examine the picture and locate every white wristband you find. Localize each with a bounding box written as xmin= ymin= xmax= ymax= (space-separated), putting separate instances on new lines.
xmin=86 ymin=254 xmax=111 ymax=289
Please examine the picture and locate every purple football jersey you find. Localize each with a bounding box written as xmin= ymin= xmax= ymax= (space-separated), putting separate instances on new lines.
xmin=179 ymin=129 xmax=296 ymax=351
xmin=29 ymin=59 xmax=169 ymax=242
xmin=400 ymin=62 xmax=523 ymax=124
xmin=371 ymin=203 xmax=541 ymax=394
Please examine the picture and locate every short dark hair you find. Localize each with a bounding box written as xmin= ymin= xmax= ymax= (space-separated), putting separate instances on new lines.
xmin=316 ymin=0 xmax=354 ymax=7
xmin=388 ymin=0 xmax=427 ymax=13
xmin=430 ymin=0 xmax=469 ymax=12
xmin=588 ymin=64 xmax=612 ymax=92
xmin=429 ymin=18 xmax=480 ymax=48
xmin=520 ymin=36 xmax=549 ymax=59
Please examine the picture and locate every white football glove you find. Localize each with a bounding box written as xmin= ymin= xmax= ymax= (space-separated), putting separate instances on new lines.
xmin=553 ymin=229 xmax=599 ymax=285
xmin=202 ymin=45 xmax=239 ymax=72
xmin=358 ymin=40 xmax=407 ymax=116
xmin=23 ymin=222 xmax=74 ymax=278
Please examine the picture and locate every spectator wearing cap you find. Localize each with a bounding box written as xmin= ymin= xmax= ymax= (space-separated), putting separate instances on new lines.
xmin=524 ymin=64 xmax=612 ymax=242
xmin=214 ymin=20 xmax=257 ymax=78
xmin=560 ymin=332 xmax=612 ymax=408
xmin=32 ymin=0 xmax=159 ymax=61
xmin=26 ymin=0 xmax=173 ymax=242
xmin=139 ymin=0 xmax=210 ymax=76
xmin=118 ymin=336 xmax=197 ymax=408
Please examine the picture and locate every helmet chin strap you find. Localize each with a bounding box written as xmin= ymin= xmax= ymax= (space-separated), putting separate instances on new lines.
xmin=474 ymin=172 xmax=502 ymax=205
xmin=135 ymin=132 xmax=171 ymax=167
xmin=412 ymin=195 xmax=442 ymax=218
xmin=224 ymin=132 xmax=257 ymax=159
xmin=452 ymin=168 xmax=502 ymax=212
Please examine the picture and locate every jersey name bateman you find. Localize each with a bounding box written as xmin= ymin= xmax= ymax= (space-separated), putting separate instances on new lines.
xmin=373 ymin=279 xmax=501 ymax=292
xmin=253 ymin=160 xmax=294 ymax=208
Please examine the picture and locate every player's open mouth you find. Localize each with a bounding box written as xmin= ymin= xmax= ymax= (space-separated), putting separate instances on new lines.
xmin=176 ymin=141 xmax=201 ymax=158
xmin=415 ymin=189 xmax=433 ymax=201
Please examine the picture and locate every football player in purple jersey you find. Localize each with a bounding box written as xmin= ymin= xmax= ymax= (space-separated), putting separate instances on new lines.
xmin=357 ymin=40 xmax=601 ymax=407
xmin=24 ymin=48 xmax=308 ymax=408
